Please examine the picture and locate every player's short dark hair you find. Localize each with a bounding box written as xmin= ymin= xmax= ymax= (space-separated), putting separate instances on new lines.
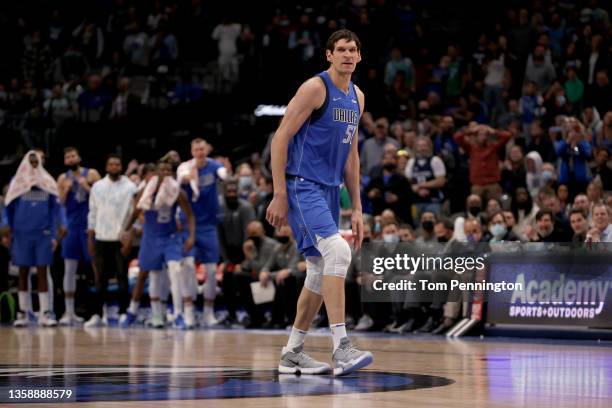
xmin=106 ymin=153 xmax=122 ymax=163
xmin=326 ymin=29 xmax=361 ymax=53
xmin=63 ymin=146 xmax=79 ymax=155
xmin=535 ymin=208 xmax=554 ymax=222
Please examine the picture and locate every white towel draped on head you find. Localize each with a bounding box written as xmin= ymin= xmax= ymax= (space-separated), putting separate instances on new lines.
xmin=5 ymin=150 xmax=59 ymax=206
xmin=137 ymin=175 xmax=180 ymax=210
xmin=177 ymin=159 xmax=199 ymax=202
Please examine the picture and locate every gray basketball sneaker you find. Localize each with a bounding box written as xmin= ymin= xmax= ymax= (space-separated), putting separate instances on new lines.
xmin=332 ymin=337 xmax=373 ymax=376
xmin=278 ymin=344 xmax=332 ymax=375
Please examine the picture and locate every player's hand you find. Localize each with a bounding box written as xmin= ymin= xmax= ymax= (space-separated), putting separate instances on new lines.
xmin=183 ymin=236 xmax=194 ymax=252
xmin=266 ymin=193 xmax=288 ymax=228
xmin=120 ymin=241 xmax=132 ymax=257
xmin=87 ymin=237 xmax=95 ymax=257
xmin=351 ymin=208 xmax=364 ymax=251
xmin=60 ymin=177 xmax=73 ymax=192
xmin=259 ymin=271 xmax=270 ymax=288
xmin=275 ymin=269 xmax=290 ymax=285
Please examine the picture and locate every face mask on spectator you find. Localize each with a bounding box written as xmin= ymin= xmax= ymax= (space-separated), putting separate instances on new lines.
xmin=226 ymin=196 xmax=239 ymax=209
xmin=383 ymin=163 xmax=396 ymax=171
xmin=489 ymin=223 xmax=507 ymax=238
xmin=239 ymin=176 xmax=253 ymax=190
xmin=374 ymin=222 xmax=381 ymax=234
xmin=466 ymin=234 xmax=478 ymax=243
xmin=276 ymin=236 xmax=290 ymax=245
xmin=542 ymin=170 xmax=554 ymax=182
xmin=248 ymin=236 xmax=261 ymax=247
xmin=422 ymin=220 xmax=434 ymax=232
xmin=383 ymin=234 xmax=399 ymax=243
xmin=438 ymin=236 xmax=449 ymax=243
xmin=468 ymin=206 xmax=481 ymax=217
xmin=363 ymin=237 xmax=371 ymax=243
xmin=556 ymin=95 xmax=566 ymax=106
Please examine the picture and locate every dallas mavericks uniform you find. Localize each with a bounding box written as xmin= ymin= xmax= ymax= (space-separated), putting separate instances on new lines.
xmin=181 ymin=160 xmax=223 ymax=263
xmin=409 ymin=159 xmax=444 ymax=203
xmin=61 ymin=168 xmax=91 ymax=261
xmin=6 ymin=187 xmax=60 ymax=266
xmin=285 ymin=71 xmax=360 ymax=256
xmin=138 ymin=200 xmax=182 ymax=271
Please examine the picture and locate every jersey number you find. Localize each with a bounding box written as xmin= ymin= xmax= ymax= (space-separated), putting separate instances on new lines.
xmin=342 ymin=124 xmax=356 ymax=144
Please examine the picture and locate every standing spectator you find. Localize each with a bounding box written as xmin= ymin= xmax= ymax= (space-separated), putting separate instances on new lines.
xmin=519 ymin=82 xmax=544 ymax=127
xmin=77 ymin=74 xmax=111 ymax=123
xmin=524 ymin=45 xmax=556 ymax=93
xmin=564 ymin=66 xmax=584 ymax=112
xmin=384 ymin=47 xmax=415 ymax=90
xmin=219 ymin=178 xmax=256 ymax=264
xmin=365 ymin=151 xmax=412 ymax=224
xmin=454 ymin=124 xmax=512 ymax=201
xmin=149 ymin=19 xmax=179 ymax=69
xmin=405 ymin=136 xmax=446 ymax=220
xmin=591 ymin=148 xmax=612 ymax=191
xmin=85 ymin=154 xmax=137 ymax=327
xmin=483 ymin=41 xmax=507 ymax=122
xmin=556 ymin=118 xmax=592 ymax=194
xmin=71 ymin=20 xmax=105 ymax=67
xmin=212 ymin=17 xmax=242 ymax=84
xmin=501 ymin=145 xmax=527 ymax=195
xmin=526 ymin=121 xmax=556 ymax=163
xmin=587 ymin=70 xmax=612 ymax=116
xmin=123 ymin=22 xmax=149 ymax=74
xmin=360 ymin=117 xmax=400 ymax=175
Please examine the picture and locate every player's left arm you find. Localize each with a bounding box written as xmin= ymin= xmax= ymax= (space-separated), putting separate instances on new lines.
xmin=344 ymin=85 xmax=365 ymax=250
xmin=177 ymin=190 xmax=195 ymax=251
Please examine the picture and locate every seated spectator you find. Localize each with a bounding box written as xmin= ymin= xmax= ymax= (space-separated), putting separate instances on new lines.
xmin=501 ymin=145 xmax=527 ymax=196
xmin=485 ymin=210 xmax=521 ymax=242
xmin=556 ymin=117 xmax=592 ymax=195
xmin=259 ymin=225 xmax=305 ymax=329
xmin=415 ymin=211 xmax=437 ymax=244
xmin=569 ymin=208 xmax=589 ymax=243
xmin=590 ymin=203 xmax=612 ymax=242
xmin=591 ymin=148 xmax=612 ymax=191
xmin=529 ymin=209 xmax=567 ymax=242
xmin=434 ymin=219 xmax=454 ymax=243
xmin=452 ymin=194 xmax=485 ymax=242
xmin=573 ymin=193 xmax=592 ymax=220
xmin=360 ymin=117 xmax=400 ymax=175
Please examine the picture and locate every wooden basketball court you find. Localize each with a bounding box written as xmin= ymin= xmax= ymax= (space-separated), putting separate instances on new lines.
xmin=1 ymin=327 xmax=611 ymax=407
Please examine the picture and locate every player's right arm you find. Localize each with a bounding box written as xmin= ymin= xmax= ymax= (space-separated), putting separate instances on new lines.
xmin=57 ymin=173 xmax=71 ymax=204
xmin=266 ymin=78 xmax=325 ymax=228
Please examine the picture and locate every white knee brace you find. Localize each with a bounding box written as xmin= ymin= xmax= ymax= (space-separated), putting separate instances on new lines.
xmin=304 ymin=256 xmax=324 ymax=295
xmin=315 ymin=233 xmax=351 ymax=278
xmin=203 ymin=263 xmax=217 ymax=301
xmin=64 ymin=259 xmax=78 ymax=293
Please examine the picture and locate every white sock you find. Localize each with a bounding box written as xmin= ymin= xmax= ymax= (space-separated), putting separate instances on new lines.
xmin=65 ymin=298 xmax=75 ymax=315
xmin=204 ymin=307 xmax=214 ymax=320
xmin=18 ymin=291 xmax=31 ymax=313
xmin=151 ymin=301 xmax=162 ymax=318
xmin=39 ymin=292 xmax=50 ymax=313
xmin=330 ymin=323 xmax=347 ymax=351
xmin=284 ymin=327 xmax=308 ymax=352
xmin=128 ymin=300 xmax=139 ymax=315
xmin=185 ymin=303 xmax=195 ymax=320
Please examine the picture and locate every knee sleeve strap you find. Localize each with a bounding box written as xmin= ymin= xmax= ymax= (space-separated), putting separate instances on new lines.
xmin=315 ymin=234 xmax=351 ymax=278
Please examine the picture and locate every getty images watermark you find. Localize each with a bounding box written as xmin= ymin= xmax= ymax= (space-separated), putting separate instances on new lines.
xmin=358 ymin=242 xmax=612 ymax=306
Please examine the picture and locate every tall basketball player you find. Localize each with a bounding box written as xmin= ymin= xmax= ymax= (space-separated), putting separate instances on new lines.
xmin=57 ymin=147 xmax=101 ymax=325
xmin=266 ymin=30 xmax=373 ymax=375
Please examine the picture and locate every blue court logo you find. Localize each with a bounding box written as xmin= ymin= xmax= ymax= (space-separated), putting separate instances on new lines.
xmin=0 ymin=365 xmax=454 ymax=401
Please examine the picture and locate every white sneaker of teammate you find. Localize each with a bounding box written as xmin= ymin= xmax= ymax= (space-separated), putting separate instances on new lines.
xmin=13 ymin=311 xmax=33 ymax=328
xmin=59 ymin=313 xmax=84 ymax=326
xmin=84 ymin=314 xmax=104 ymax=328
xmin=39 ymin=311 xmax=58 ymax=327
xmin=202 ymin=313 xmax=219 ymax=328
xmin=184 ymin=309 xmax=196 ymax=329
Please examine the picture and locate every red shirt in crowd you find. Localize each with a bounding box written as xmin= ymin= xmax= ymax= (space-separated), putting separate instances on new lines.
xmin=453 ymin=130 xmax=512 ymax=186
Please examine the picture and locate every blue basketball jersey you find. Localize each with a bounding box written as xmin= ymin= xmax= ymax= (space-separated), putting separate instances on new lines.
xmin=182 ymin=159 xmax=223 ymax=226
xmin=143 ymin=200 xmax=178 ymax=237
xmin=286 ymin=71 xmax=361 ymax=187
xmin=64 ymin=168 xmax=89 ymax=228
